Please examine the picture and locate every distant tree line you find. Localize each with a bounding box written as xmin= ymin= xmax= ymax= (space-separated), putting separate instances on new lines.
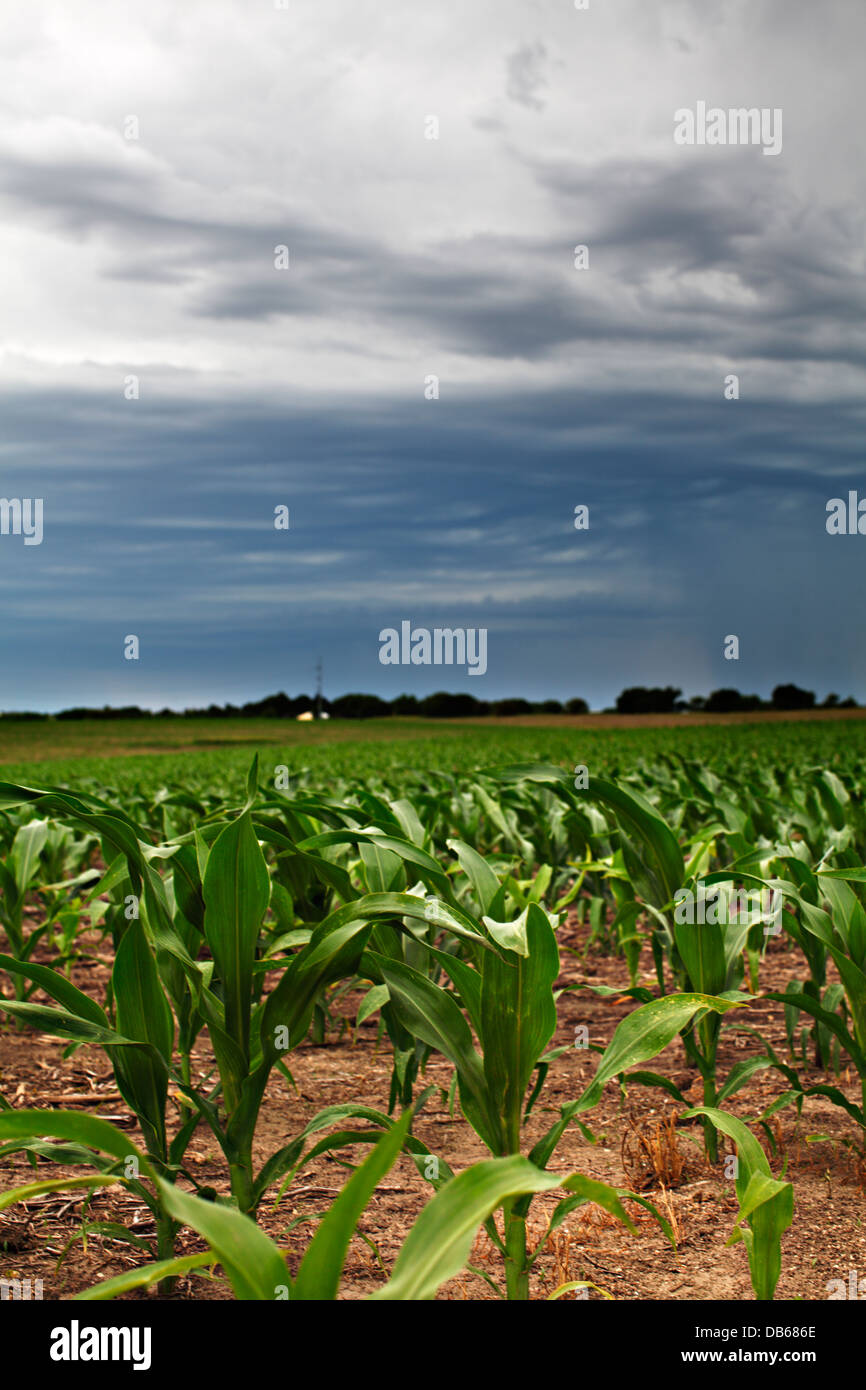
xmin=0 ymin=684 xmax=858 ymax=721
xmin=615 ymin=684 xmax=857 ymax=714
xmin=2 ymin=692 xmax=591 ymax=721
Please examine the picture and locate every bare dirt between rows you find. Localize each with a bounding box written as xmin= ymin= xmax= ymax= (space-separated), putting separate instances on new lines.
xmin=1 ymin=915 xmax=863 ymax=1302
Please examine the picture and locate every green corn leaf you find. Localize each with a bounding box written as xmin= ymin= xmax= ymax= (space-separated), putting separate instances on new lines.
xmin=9 ymin=818 xmax=50 ymax=893
xmin=374 ymin=1157 xmax=616 ymax=1301
xmin=764 ymin=990 xmax=864 ymax=1072
xmin=292 ymin=1112 xmax=411 ymax=1299
xmin=171 ymin=843 xmax=206 ymax=930
xmin=296 ymin=829 xmax=454 ymax=900
xmin=113 ymin=920 xmax=174 ymax=1063
xmin=0 ymin=1173 xmax=124 ymax=1212
xmin=368 ymin=951 xmax=501 ymax=1154
xmin=0 ymin=1110 xmax=148 ymax=1170
xmin=260 ymin=917 xmax=374 ymax=1061
xmin=547 ymin=1280 xmax=611 ymax=1300
xmin=76 ymin=1253 xmax=215 ymax=1300
xmin=420 ymin=945 xmax=483 ymax=1036
xmin=684 ymin=1106 xmax=793 ymax=1301
xmin=86 ymin=853 xmax=133 ymax=904
xmin=154 ymin=1179 xmax=289 ymax=1300
xmin=447 ymin=839 xmax=504 ymax=917
xmin=359 ymin=840 xmax=403 ymax=894
xmin=577 ymin=993 xmax=744 ymax=1112
xmin=716 ymin=1056 xmax=777 ymax=1104
xmin=620 ymin=1069 xmax=689 ymax=1105
xmin=203 ymin=811 xmax=270 ymax=1062
xmin=492 ymin=766 xmax=685 ymax=910
xmin=356 ymin=984 xmax=389 ymax=1026
xmin=244 ymin=754 xmax=260 ymax=809
xmin=0 ymin=953 xmax=108 ymax=1027
xmin=0 ymin=999 xmax=159 ymax=1050
xmin=111 ymin=919 xmax=175 ymax=1152
xmin=480 ymin=903 xmax=559 ymax=1152
xmin=673 ymin=911 xmax=727 ymax=998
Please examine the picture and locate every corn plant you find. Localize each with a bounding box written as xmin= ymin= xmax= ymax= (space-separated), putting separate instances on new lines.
xmin=0 ymin=773 xmax=473 ymax=1228
xmin=640 ymin=874 xmax=777 ymax=1162
xmin=290 ymin=821 xmax=484 ymax=1109
xmin=547 ymin=1000 xmax=794 ymax=1302
xmin=492 ymin=766 xmax=774 ymax=1161
xmin=55 ymin=1112 xmax=637 ymax=1302
xmin=0 ymin=1106 xmax=190 ymax=1287
xmin=685 ymin=1107 xmax=793 ymax=1300
xmin=0 ymin=819 xmax=52 ymax=1004
xmin=493 ymin=764 xmax=687 ymax=985
xmin=762 ymin=870 xmax=866 ymax=1155
xmin=0 ymin=921 xmax=200 ymax=1274
xmin=361 ymin=839 xmax=744 ymax=1296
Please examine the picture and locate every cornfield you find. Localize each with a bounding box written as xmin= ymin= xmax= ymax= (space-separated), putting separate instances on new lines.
xmin=1 ymin=718 xmax=865 ymax=1303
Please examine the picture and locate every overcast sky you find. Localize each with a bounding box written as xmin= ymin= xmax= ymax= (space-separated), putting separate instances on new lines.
xmin=1 ymin=0 xmax=864 ymax=711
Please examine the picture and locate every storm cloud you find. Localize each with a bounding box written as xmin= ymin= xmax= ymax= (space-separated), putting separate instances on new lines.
xmin=0 ymin=0 xmax=863 ymax=711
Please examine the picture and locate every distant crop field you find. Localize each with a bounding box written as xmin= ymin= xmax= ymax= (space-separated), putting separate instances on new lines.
xmin=2 ymin=707 xmax=866 ymax=787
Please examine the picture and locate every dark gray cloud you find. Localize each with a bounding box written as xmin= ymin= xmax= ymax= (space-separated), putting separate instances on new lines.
xmin=0 ymin=0 xmax=863 ymax=711
xmin=505 ymin=42 xmax=549 ymax=111
xmin=0 ymin=378 xmax=863 ymax=710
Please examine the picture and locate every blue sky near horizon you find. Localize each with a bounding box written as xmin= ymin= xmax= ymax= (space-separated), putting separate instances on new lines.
xmin=1 ymin=1 xmax=864 ymax=713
